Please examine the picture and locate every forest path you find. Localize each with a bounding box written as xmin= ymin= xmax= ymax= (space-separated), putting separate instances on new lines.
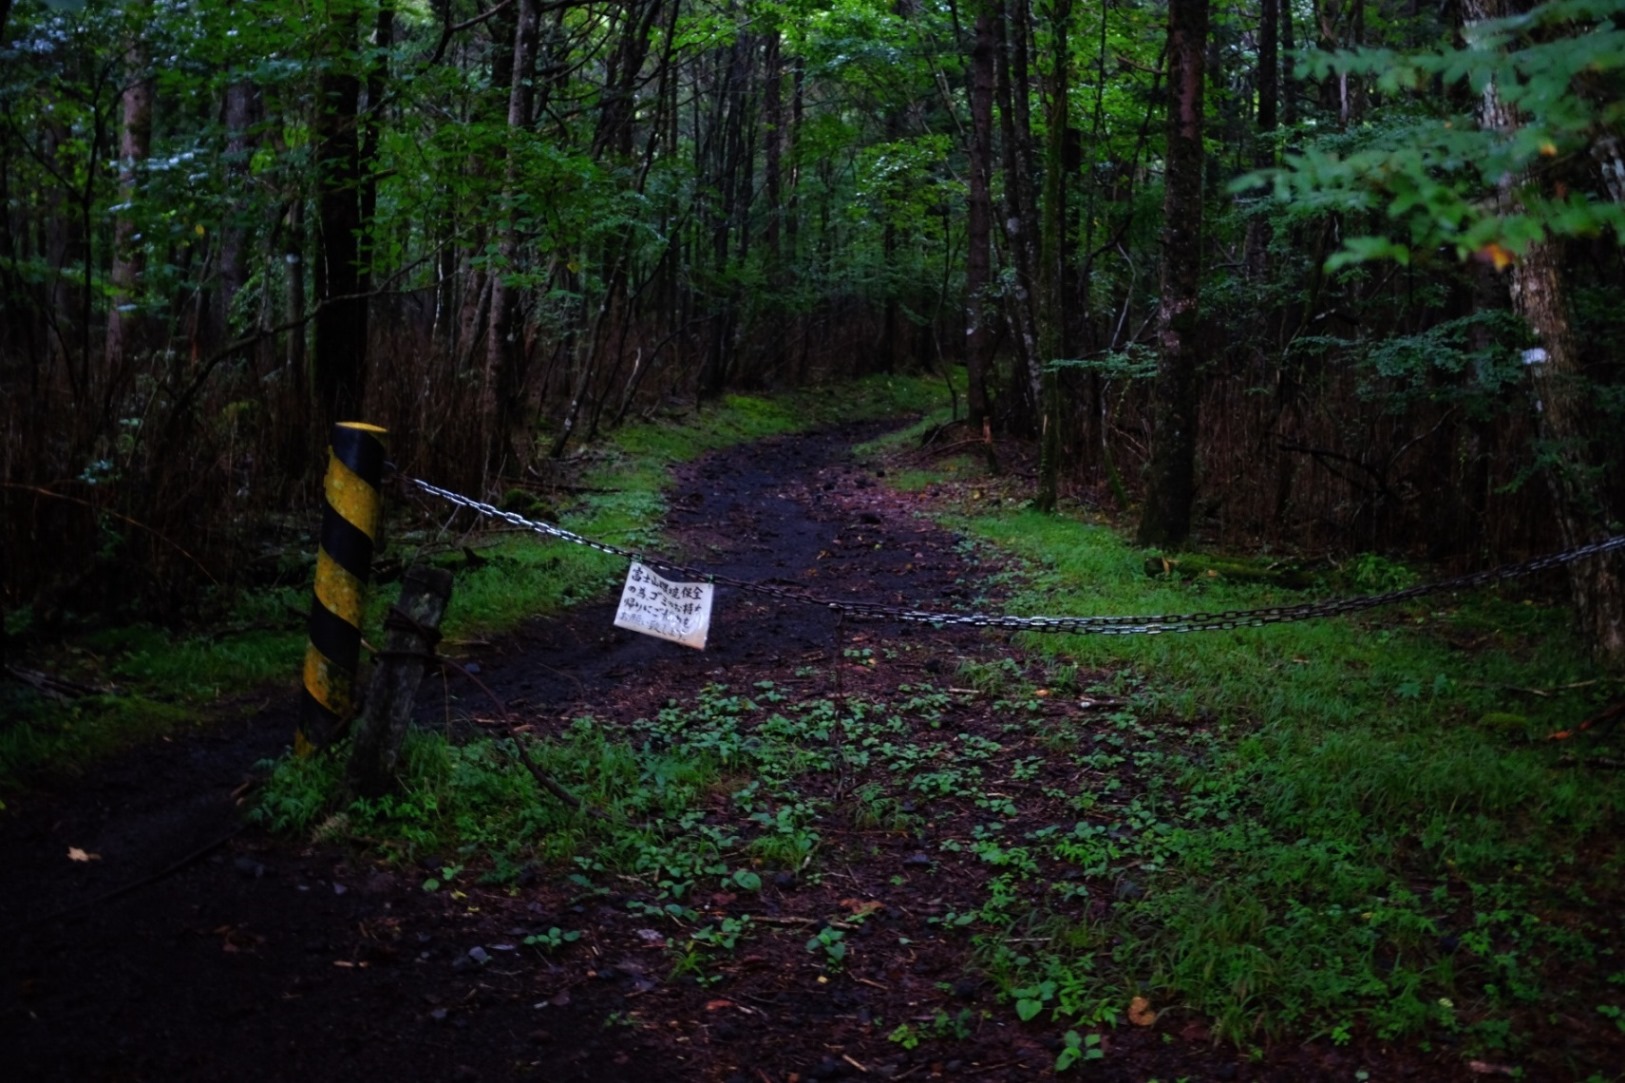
xmin=0 ymin=421 xmax=1467 ymax=1082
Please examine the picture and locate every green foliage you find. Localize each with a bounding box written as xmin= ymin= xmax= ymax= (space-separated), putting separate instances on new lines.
xmin=1242 ymin=0 xmax=1625 ymax=265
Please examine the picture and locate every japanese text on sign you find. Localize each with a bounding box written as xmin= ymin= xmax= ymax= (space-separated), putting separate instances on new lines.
xmin=613 ymin=562 xmax=714 ymax=650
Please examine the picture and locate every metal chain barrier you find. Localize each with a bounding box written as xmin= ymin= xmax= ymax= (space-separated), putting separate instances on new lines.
xmin=407 ymin=476 xmax=1625 ymax=637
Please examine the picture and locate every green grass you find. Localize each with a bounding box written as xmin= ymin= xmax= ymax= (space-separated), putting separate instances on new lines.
xmin=947 ymin=506 xmax=1624 ymax=1055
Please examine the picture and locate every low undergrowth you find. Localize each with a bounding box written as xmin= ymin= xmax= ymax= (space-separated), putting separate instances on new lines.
xmin=253 ymin=543 xmax=1625 ymax=1077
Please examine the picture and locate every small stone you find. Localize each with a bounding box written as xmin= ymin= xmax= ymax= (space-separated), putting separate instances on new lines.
xmin=429 ymin=1008 xmax=449 ymax=1023
xmin=467 ymin=946 xmax=491 ymax=965
xmin=903 ymin=853 xmax=932 ymax=867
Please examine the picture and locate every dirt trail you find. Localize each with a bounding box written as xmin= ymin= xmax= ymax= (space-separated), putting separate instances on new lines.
xmin=1 ymin=422 xmax=1474 ymax=1082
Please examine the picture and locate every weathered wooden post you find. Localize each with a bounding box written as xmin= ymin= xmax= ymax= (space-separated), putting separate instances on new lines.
xmin=300 ymin=422 xmax=387 ymax=751
xmin=346 ymin=565 xmax=454 ymax=798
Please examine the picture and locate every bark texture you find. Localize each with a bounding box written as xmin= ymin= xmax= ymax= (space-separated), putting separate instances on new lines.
xmin=1466 ymin=0 xmax=1625 ymax=666
xmin=1137 ymin=0 xmax=1209 ymax=549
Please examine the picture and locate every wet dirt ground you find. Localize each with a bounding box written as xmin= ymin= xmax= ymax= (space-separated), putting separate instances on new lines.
xmin=1 ymin=423 xmax=1524 ymax=1081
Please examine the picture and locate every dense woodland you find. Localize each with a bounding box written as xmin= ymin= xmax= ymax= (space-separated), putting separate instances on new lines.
xmin=3 ymin=0 xmax=1624 ymax=655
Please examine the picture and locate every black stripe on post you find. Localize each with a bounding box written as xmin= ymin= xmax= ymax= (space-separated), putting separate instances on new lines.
xmin=299 ymin=422 xmax=387 ymax=750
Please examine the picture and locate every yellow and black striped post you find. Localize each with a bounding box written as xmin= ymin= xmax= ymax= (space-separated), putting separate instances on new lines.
xmin=299 ymin=422 xmax=387 ymax=752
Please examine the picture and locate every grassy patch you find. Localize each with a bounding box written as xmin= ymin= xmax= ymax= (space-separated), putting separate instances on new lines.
xmin=948 ymin=506 xmax=1624 ymax=1055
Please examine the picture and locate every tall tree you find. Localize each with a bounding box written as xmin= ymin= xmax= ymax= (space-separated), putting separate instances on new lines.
xmin=995 ymin=0 xmax=1041 ymax=435
xmin=1464 ymin=0 xmax=1625 ymax=664
xmin=963 ymin=0 xmax=996 ymax=431
xmin=105 ymin=4 xmax=153 ymax=379
xmin=312 ymin=0 xmax=370 ymax=426
xmin=485 ymin=0 xmax=541 ymax=478
xmin=1033 ymin=0 xmax=1073 ymax=511
xmin=1137 ymin=0 xmax=1210 ymax=549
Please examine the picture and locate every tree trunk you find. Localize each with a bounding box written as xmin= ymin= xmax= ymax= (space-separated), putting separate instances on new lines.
xmin=1511 ymin=245 xmax=1625 ymax=663
xmin=485 ymin=0 xmax=541 ymax=481
xmin=1137 ymin=0 xmax=1209 ymax=549
xmin=346 ymin=566 xmax=454 ymax=799
xmin=313 ymin=0 xmax=368 ymax=426
xmin=1244 ymin=0 xmax=1278 ymax=282
xmin=1466 ymin=0 xmax=1625 ymax=666
xmin=1034 ymin=0 xmax=1073 ymax=512
xmin=1281 ymin=0 xmax=1298 ymax=128
xmin=963 ymin=0 xmax=996 ymax=430
xmin=995 ymin=0 xmax=1041 ymax=436
xmin=218 ymin=68 xmax=260 ymax=342
xmin=106 ymin=8 xmax=153 ymax=379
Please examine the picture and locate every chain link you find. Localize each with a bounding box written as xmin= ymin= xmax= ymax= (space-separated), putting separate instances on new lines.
xmin=407 ymin=476 xmax=1625 ymax=637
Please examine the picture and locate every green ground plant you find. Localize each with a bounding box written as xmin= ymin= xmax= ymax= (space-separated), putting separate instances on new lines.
xmin=946 ymin=506 xmax=1624 ymax=1055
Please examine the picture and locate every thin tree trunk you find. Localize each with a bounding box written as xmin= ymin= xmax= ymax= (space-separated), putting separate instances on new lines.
xmin=963 ymin=0 xmax=995 ymax=429
xmin=218 ymin=69 xmax=260 ymax=342
xmin=485 ymin=0 xmax=541 ymax=481
xmin=1245 ymin=0 xmax=1278 ymax=281
xmin=1034 ymin=0 xmax=1073 ymax=511
xmin=1137 ymin=0 xmax=1209 ymax=549
xmin=106 ymin=8 xmax=153 ymax=379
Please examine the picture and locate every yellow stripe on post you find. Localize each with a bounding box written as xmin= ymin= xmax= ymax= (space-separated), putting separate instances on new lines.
xmin=299 ymin=421 xmax=388 ymax=751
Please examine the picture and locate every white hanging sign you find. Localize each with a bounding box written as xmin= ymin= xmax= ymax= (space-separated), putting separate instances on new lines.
xmin=614 ymin=562 xmax=713 ymax=650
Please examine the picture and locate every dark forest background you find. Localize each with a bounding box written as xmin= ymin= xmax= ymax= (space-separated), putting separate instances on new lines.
xmin=3 ymin=0 xmax=1623 ymax=653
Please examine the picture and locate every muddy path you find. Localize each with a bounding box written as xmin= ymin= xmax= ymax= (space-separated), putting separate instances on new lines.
xmin=1 ymin=422 xmax=1477 ymax=1082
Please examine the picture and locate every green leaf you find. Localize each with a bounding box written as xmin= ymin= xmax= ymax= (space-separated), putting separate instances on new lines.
xmin=1326 ymin=236 xmax=1412 ymax=270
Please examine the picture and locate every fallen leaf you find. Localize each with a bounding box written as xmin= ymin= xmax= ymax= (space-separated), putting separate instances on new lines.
xmin=1128 ymin=995 xmax=1158 ymax=1026
xmin=67 ymin=847 xmax=100 ymax=862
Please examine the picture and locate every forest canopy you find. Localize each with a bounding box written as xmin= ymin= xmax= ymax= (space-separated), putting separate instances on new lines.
xmin=2 ymin=0 xmax=1623 ymax=655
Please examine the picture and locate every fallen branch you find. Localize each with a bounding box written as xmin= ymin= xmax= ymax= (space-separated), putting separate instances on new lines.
xmin=4 ymin=663 xmax=114 ymax=703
